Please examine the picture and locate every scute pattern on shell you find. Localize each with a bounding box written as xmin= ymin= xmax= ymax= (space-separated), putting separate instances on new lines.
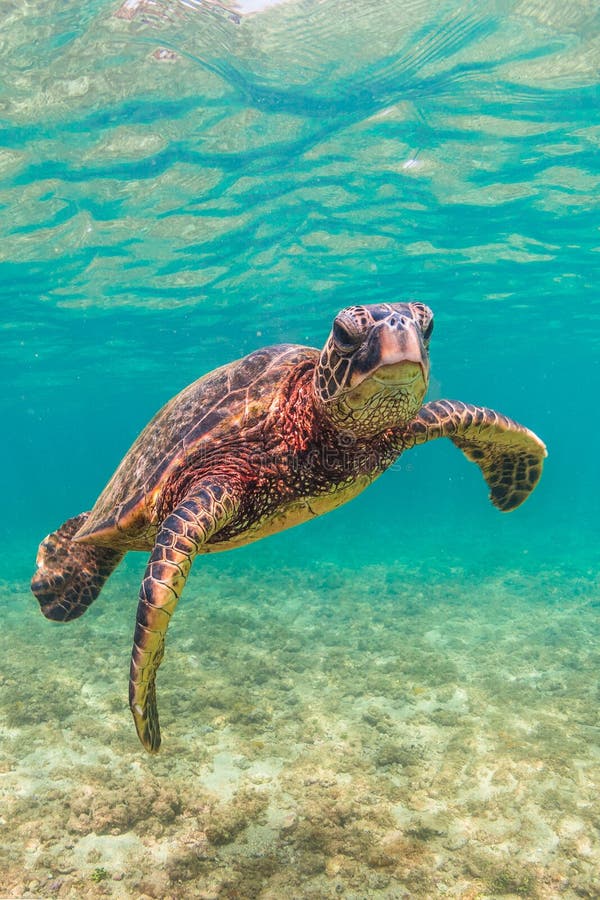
xmin=77 ymin=345 xmax=318 ymax=543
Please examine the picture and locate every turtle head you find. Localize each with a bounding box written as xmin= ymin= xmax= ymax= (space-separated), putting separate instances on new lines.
xmin=314 ymin=302 xmax=433 ymax=437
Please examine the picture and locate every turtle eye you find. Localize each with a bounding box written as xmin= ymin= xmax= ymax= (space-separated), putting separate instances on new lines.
xmin=423 ymin=318 xmax=434 ymax=341
xmin=332 ymin=318 xmax=362 ymax=354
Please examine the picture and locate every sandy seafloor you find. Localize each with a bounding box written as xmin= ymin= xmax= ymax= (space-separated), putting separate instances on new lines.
xmin=2 ymin=540 xmax=599 ymax=899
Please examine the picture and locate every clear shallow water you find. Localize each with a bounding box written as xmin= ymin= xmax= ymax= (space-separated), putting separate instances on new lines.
xmin=2 ymin=1 xmax=599 ymax=897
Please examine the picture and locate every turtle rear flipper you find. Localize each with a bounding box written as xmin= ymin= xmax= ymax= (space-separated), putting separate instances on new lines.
xmin=31 ymin=513 xmax=124 ymax=621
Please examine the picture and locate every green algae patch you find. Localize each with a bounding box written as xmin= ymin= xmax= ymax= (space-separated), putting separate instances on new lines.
xmin=204 ymin=788 xmax=269 ymax=846
xmin=89 ymin=867 xmax=109 ymax=883
xmin=489 ymin=866 xmax=538 ymax=896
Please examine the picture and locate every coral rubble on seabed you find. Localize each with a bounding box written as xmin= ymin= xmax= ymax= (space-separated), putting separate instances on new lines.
xmin=1 ymin=558 xmax=599 ymax=898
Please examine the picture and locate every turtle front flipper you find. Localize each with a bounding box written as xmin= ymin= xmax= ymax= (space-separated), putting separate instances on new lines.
xmin=129 ymin=482 xmax=238 ymax=752
xmin=405 ymin=400 xmax=547 ymax=511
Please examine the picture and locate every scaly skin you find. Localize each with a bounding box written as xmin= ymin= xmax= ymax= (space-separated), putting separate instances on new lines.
xmin=31 ymin=513 xmax=124 ymax=621
xmin=130 ymin=483 xmax=237 ymax=752
xmin=403 ymin=400 xmax=546 ymax=511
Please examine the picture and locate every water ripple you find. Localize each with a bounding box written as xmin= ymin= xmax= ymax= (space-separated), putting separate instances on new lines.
xmin=0 ymin=0 xmax=597 ymax=333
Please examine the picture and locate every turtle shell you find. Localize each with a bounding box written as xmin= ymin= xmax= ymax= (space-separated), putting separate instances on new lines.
xmin=75 ymin=344 xmax=317 ymax=546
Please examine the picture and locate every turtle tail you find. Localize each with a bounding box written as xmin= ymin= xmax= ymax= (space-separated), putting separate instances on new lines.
xmin=31 ymin=513 xmax=124 ymax=622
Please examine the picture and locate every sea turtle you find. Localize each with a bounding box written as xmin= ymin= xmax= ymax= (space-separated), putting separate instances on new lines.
xmin=31 ymin=302 xmax=546 ymax=752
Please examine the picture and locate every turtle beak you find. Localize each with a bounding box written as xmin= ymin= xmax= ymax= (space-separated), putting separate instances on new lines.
xmin=350 ymin=317 xmax=429 ymax=389
xmin=373 ymin=320 xmax=428 ymax=387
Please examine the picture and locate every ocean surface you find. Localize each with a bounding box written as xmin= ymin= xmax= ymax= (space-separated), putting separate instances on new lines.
xmin=2 ymin=1 xmax=599 ymax=897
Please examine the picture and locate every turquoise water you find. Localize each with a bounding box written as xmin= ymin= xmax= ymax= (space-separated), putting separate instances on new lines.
xmin=2 ymin=1 xmax=599 ymax=897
